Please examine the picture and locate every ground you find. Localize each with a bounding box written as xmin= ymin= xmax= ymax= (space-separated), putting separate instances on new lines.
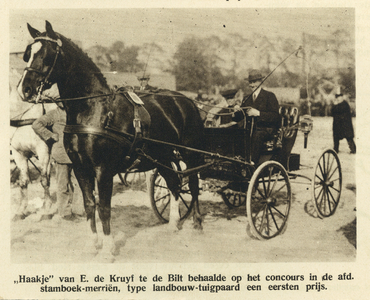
xmin=10 ymin=116 xmax=356 ymax=263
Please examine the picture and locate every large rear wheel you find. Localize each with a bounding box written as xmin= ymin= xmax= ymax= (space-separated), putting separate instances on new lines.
xmin=312 ymin=149 xmax=342 ymax=218
xmin=246 ymin=161 xmax=291 ymax=240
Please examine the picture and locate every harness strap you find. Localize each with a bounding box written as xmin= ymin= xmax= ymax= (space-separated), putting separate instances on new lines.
xmin=120 ymin=91 xmax=146 ymax=160
xmin=64 ymin=124 xmax=133 ymax=146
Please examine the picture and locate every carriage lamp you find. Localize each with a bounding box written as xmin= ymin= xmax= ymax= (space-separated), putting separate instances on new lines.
xmin=299 ymin=115 xmax=313 ymax=149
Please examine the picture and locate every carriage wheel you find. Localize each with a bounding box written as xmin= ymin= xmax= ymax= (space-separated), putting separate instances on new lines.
xmin=221 ymin=190 xmax=246 ymax=208
xmin=312 ymin=149 xmax=342 ymax=218
xmin=246 ymin=161 xmax=291 ymax=240
xmin=148 ymin=168 xmax=195 ymax=223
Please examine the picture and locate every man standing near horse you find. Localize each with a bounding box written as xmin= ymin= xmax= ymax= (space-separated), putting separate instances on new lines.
xmin=32 ymin=103 xmax=77 ymax=221
xmin=233 ymin=69 xmax=280 ymax=164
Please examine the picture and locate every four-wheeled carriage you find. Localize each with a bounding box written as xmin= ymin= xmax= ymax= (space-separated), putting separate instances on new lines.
xmin=148 ymin=104 xmax=343 ymax=239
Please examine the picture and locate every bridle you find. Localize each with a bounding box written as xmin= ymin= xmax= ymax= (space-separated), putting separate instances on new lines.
xmin=25 ymin=36 xmax=62 ymax=103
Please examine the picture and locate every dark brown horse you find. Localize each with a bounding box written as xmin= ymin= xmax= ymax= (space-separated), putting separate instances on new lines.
xmin=17 ymin=21 xmax=204 ymax=261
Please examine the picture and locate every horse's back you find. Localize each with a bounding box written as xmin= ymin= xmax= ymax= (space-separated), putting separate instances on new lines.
xmin=139 ymin=91 xmax=204 ymax=147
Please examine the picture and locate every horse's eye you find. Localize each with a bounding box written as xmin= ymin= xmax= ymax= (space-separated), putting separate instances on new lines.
xmin=44 ymin=55 xmax=54 ymax=66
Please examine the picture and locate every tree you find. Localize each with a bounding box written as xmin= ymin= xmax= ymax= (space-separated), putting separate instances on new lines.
xmin=172 ymin=37 xmax=209 ymax=91
xmin=107 ymin=41 xmax=143 ymax=72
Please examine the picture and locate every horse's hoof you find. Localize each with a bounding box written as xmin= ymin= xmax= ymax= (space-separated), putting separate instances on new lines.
xmin=12 ymin=214 xmax=26 ymax=221
xmin=113 ymin=232 xmax=126 ymax=255
xmin=193 ymin=223 xmax=203 ymax=231
xmin=39 ymin=214 xmax=54 ymax=221
xmin=167 ymin=223 xmax=180 ymax=233
xmin=94 ymin=252 xmax=115 ymax=263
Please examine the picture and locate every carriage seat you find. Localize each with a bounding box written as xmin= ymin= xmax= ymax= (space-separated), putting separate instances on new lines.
xmin=263 ymin=105 xmax=299 ymax=151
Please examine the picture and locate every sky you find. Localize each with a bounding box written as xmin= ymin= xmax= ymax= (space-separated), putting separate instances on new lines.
xmin=9 ymin=7 xmax=355 ymax=54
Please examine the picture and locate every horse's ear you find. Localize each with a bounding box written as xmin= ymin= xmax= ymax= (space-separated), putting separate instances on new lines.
xmin=45 ymin=20 xmax=58 ymax=40
xmin=27 ymin=23 xmax=41 ymax=38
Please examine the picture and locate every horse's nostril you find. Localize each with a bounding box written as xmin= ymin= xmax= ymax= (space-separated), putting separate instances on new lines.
xmin=24 ymin=87 xmax=32 ymax=97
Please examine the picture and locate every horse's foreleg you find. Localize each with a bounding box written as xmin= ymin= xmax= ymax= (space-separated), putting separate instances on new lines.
xmin=72 ymin=164 xmax=99 ymax=254
xmin=96 ymin=170 xmax=116 ymax=261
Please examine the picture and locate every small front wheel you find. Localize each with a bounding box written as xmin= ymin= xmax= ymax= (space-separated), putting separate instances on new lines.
xmin=148 ymin=169 xmax=195 ymax=223
xmin=221 ymin=190 xmax=246 ymax=208
xmin=246 ymin=161 xmax=291 ymax=240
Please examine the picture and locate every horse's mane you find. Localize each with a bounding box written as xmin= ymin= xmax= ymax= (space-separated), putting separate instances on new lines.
xmin=53 ymin=32 xmax=109 ymax=88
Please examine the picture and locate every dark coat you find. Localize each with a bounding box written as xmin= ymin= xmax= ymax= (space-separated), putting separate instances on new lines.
xmin=331 ymin=100 xmax=354 ymax=139
xmin=233 ymin=88 xmax=280 ymax=129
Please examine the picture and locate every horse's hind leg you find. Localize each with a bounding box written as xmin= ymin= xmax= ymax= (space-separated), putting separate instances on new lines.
xmin=12 ymin=154 xmax=29 ymax=221
xmin=157 ymin=165 xmax=182 ymax=231
xmin=39 ymin=163 xmax=54 ymax=220
xmin=188 ymin=173 xmax=203 ymax=230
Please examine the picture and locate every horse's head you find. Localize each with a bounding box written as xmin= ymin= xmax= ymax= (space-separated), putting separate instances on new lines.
xmin=17 ymin=21 xmax=63 ymax=103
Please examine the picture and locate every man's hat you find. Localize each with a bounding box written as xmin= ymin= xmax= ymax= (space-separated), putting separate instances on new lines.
xmin=246 ymin=69 xmax=264 ymax=82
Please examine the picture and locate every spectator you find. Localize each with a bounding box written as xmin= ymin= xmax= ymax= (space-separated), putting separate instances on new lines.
xmin=331 ymin=93 xmax=356 ymax=153
xmin=32 ymin=104 xmax=77 ymax=221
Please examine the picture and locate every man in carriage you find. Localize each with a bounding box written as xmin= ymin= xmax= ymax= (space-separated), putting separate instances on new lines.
xmin=232 ymin=69 xmax=280 ymax=164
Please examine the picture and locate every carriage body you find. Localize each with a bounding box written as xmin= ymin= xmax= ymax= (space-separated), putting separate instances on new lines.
xmin=150 ymin=103 xmax=342 ymax=239
xmin=200 ymin=104 xmax=300 ymax=182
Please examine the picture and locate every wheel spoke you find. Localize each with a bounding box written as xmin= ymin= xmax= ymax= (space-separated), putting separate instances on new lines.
xmin=256 ymin=187 xmax=266 ymax=199
xmin=155 ymin=192 xmax=171 ymax=203
xmin=270 ymin=204 xmax=287 ymax=218
xmin=252 ymin=202 xmax=267 ymax=221
xmin=315 ymin=173 xmax=324 ymax=182
xmin=274 ymin=182 xmax=287 ymax=194
xmin=317 ymin=187 xmax=326 ymax=210
xmin=323 ymin=154 xmax=327 ymax=175
xmin=327 ymin=187 xmax=338 ymax=206
xmin=314 ymin=185 xmax=324 ymax=200
xmin=178 ymin=193 xmax=189 ymax=209
xmin=267 ymin=167 xmax=273 ymax=196
xmin=324 ymin=189 xmax=332 ymax=213
xmin=318 ymin=160 xmax=325 ymax=180
xmin=155 ymin=183 xmax=169 ymax=189
xmin=314 ymin=183 xmax=323 ymax=190
xmin=158 ymin=199 xmax=170 ymax=215
xmin=328 ymin=185 xmax=340 ymax=193
xmin=265 ymin=207 xmax=270 ymax=236
xmin=326 ymin=155 xmax=335 ymax=177
xmin=268 ymin=206 xmax=280 ymax=231
xmin=269 ymin=170 xmax=281 ymax=197
xmin=327 ymin=165 xmax=339 ymax=181
xmin=262 ymin=176 xmax=268 ymax=196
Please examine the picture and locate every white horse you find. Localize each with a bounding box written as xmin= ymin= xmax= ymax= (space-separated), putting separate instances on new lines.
xmin=10 ymin=73 xmax=58 ymax=220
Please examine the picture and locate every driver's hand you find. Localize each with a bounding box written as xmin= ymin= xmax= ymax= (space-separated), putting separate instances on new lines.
xmin=234 ymin=105 xmax=241 ymax=111
xmin=247 ymin=108 xmax=260 ymax=117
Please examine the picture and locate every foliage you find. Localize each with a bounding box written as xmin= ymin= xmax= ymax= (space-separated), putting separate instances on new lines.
xmin=85 ymin=28 xmax=355 ymax=104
